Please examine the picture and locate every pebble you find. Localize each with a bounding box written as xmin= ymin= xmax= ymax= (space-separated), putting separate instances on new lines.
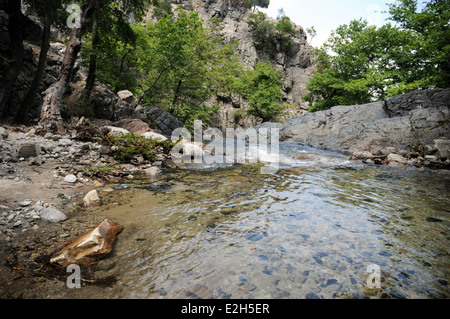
xmin=277 ymin=245 xmax=286 ymax=252
xmin=245 ymin=232 xmax=263 ymax=242
xmin=19 ymin=200 xmax=32 ymax=207
xmin=426 ymin=217 xmax=443 ymax=223
xmin=58 ymin=138 xmax=73 ymax=146
xmin=113 ymin=184 xmax=130 ymax=190
xmin=313 ymin=256 xmax=323 ymax=264
xmin=326 ymin=279 xmax=338 ymax=286
xmin=64 ymin=174 xmax=77 ymax=183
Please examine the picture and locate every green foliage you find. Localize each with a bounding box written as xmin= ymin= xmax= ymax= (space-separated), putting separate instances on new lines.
xmin=132 ymin=10 xmax=243 ymax=128
xmin=306 ymin=26 xmax=316 ymax=44
xmin=388 ymin=0 xmax=450 ymax=88
xmin=275 ymin=16 xmax=296 ymax=48
xmin=304 ymin=0 xmax=450 ymax=112
xmin=231 ymin=0 xmax=270 ymax=10
xmin=79 ymin=3 xmax=291 ymax=127
xmin=151 ymin=0 xmax=172 ymax=19
xmin=102 ymin=133 xmax=174 ymax=163
xmin=22 ymin=0 xmax=71 ymax=34
xmin=80 ymin=1 xmax=148 ymax=93
xmin=248 ymin=11 xmax=296 ymax=59
xmin=248 ymin=11 xmax=278 ymax=58
xmin=235 ymin=62 xmax=283 ymax=122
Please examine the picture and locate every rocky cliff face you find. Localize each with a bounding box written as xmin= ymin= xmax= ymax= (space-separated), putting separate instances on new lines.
xmin=0 ymin=8 xmax=183 ymax=136
xmin=1 ymin=1 xmax=315 ymax=133
xmin=153 ymin=0 xmax=316 ymax=131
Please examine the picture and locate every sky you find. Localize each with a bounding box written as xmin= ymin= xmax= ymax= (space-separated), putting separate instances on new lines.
xmin=260 ymin=0 xmax=398 ymax=47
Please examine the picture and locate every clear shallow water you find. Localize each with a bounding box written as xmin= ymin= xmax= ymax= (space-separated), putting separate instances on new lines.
xmin=85 ymin=143 xmax=449 ymax=299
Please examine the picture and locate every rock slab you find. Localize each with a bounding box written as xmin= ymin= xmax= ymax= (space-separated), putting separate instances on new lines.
xmin=282 ymin=88 xmax=450 ymax=156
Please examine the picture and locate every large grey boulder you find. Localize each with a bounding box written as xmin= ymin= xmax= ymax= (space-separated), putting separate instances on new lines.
xmin=135 ymin=105 xmax=184 ymax=136
xmin=385 ymin=88 xmax=450 ymax=117
xmin=282 ymin=101 xmax=389 ymax=153
xmin=88 ymin=84 xmax=183 ymax=136
xmin=435 ymin=138 xmax=450 ymax=158
xmin=282 ymin=88 xmax=450 ymax=156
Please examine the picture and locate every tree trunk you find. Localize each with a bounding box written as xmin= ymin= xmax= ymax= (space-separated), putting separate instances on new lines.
xmin=172 ymin=78 xmax=183 ymax=109
xmin=0 ymin=0 xmax=24 ymax=119
xmin=84 ymin=8 xmax=100 ymax=99
xmin=18 ymin=0 xmax=55 ymax=123
xmin=39 ymin=0 xmax=99 ymax=133
xmin=133 ymin=71 xmax=165 ymax=107
xmin=114 ymin=48 xmax=133 ymax=93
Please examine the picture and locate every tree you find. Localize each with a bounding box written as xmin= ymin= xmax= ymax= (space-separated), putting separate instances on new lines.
xmin=251 ymin=0 xmax=270 ymax=11
xmin=277 ymin=8 xmax=286 ymax=19
xmin=38 ymin=0 xmax=101 ymax=133
xmin=303 ymin=19 xmax=425 ymax=111
xmin=18 ymin=0 xmax=72 ymax=123
xmin=131 ymin=10 xmax=243 ymax=128
xmin=234 ymin=62 xmax=283 ymax=122
xmin=80 ymin=7 xmax=139 ymax=95
xmin=0 ymin=0 xmax=25 ymax=120
xmin=38 ymin=0 xmax=150 ymax=133
xmin=306 ymin=26 xmax=316 ymax=45
xmin=82 ymin=0 xmax=146 ymax=98
xmin=303 ymin=0 xmax=450 ymax=112
xmin=388 ymin=0 xmax=450 ymax=88
xmin=248 ymin=11 xmax=296 ymax=59
xmin=231 ymin=0 xmax=270 ymax=10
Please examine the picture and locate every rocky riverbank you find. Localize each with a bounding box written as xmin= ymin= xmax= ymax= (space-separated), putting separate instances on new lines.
xmin=1 ymin=88 xmax=450 ymax=298
xmin=281 ymin=88 xmax=450 ymax=169
xmin=0 ymin=119 xmax=179 ymax=298
xmin=0 ymin=120 xmax=173 ymax=243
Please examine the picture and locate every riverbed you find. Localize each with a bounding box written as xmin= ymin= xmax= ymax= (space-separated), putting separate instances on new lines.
xmin=58 ymin=142 xmax=449 ymax=299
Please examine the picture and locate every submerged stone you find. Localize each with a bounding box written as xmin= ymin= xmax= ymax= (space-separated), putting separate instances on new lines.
xmin=113 ymin=184 xmax=130 ymax=190
xmin=245 ymin=232 xmax=263 ymax=242
xmin=305 ymin=293 xmax=321 ymax=299
xmin=138 ymin=183 xmax=172 ymax=192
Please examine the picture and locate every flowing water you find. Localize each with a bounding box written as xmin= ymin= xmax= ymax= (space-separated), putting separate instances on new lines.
xmin=83 ymin=142 xmax=449 ymax=299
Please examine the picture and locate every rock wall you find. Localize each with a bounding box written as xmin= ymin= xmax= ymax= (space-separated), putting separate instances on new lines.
xmin=71 ymin=83 xmax=184 ymax=136
xmin=281 ymin=88 xmax=450 ymax=159
xmin=151 ymin=0 xmax=316 ymax=131
xmin=0 ymin=8 xmax=182 ymax=136
xmin=2 ymin=2 xmax=316 ymax=133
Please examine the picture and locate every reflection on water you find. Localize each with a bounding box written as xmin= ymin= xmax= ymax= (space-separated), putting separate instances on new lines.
xmin=83 ymin=144 xmax=449 ymax=299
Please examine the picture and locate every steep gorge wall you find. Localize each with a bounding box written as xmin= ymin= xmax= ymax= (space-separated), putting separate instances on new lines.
xmin=154 ymin=0 xmax=316 ymax=131
xmin=1 ymin=1 xmax=316 ymax=133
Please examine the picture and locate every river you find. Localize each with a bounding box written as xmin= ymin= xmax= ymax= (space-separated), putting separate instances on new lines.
xmin=76 ymin=141 xmax=449 ymax=299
